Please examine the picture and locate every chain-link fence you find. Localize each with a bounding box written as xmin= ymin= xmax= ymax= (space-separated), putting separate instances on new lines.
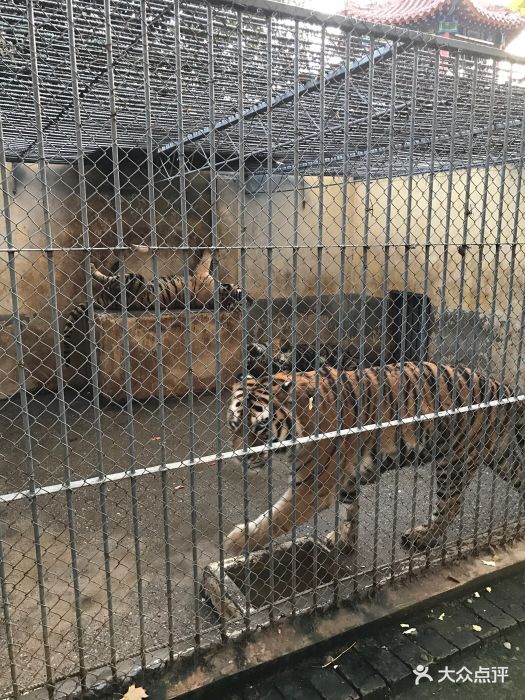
xmin=1 ymin=0 xmax=525 ymax=696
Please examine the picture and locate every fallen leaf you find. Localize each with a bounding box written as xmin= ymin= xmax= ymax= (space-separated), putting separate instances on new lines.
xmin=481 ymin=560 xmax=496 ymax=567
xmin=438 ymin=613 xmax=445 ymax=621
xmin=150 ymin=436 xmax=161 ymax=441
xmin=504 ymin=641 xmax=512 ymax=650
xmin=400 ymin=623 xmax=410 ymax=628
xmin=474 ymin=592 xmax=480 ymax=598
xmin=472 ymin=624 xmax=482 ymax=632
xmin=486 ymin=587 xmax=492 ymax=593
xmin=403 ymin=628 xmax=417 ymax=635
xmin=121 ymin=686 xmax=148 ymax=700
xmin=174 ymin=485 xmax=184 ymax=492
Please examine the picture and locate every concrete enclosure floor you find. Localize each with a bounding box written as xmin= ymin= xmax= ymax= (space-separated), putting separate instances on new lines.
xmin=0 ymin=388 xmax=520 ymax=696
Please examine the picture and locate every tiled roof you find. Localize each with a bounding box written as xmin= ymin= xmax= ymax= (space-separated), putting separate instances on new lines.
xmin=343 ymin=0 xmax=525 ymax=30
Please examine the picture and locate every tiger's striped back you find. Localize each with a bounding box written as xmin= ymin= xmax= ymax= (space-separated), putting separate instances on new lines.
xmin=228 ymin=361 xmax=523 ymax=472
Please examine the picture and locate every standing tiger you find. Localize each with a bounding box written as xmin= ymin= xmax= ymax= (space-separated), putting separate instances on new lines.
xmin=63 ymin=249 xmax=246 ymax=362
xmin=225 ymin=362 xmax=524 ymax=555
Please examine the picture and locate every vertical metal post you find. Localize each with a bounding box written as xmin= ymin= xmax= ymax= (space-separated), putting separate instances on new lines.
xmin=236 ymin=8 xmax=253 ymax=634
xmin=312 ymin=22 xmax=327 ymax=608
xmin=432 ymin=51 xmax=460 ymax=565
xmin=289 ymin=17 xmax=300 ymax=614
xmin=104 ymin=0 xmax=146 ymax=667
xmin=333 ymin=28 xmax=352 ymax=603
xmin=66 ymin=0 xmax=117 ymax=681
xmin=453 ymin=58 xmax=479 ymax=556
xmin=356 ymin=35 xmax=375 ymax=590
xmin=422 ymin=49 xmax=440 ymax=570
xmin=208 ymin=1 xmax=227 ymax=639
xmin=173 ymin=0 xmax=201 ymax=647
xmin=505 ymin=74 xmax=525 ymax=542
xmin=0 ymin=118 xmax=21 ymax=700
xmin=27 ymin=1 xmax=75 ymax=694
xmin=372 ymin=39 xmax=397 ymax=588
xmin=140 ymin=0 xmax=174 ymax=659
xmin=264 ymin=11 xmax=276 ymax=623
xmin=404 ymin=45 xmax=420 ymax=576
xmin=471 ymin=61 xmax=497 ymax=549
xmin=486 ymin=63 xmax=514 ymax=545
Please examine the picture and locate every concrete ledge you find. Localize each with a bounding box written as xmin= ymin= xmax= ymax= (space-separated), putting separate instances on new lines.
xmin=36 ymin=537 xmax=525 ymax=700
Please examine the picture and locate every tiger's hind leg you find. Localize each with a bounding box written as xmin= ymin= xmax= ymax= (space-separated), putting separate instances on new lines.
xmin=324 ymin=451 xmax=375 ymax=554
xmin=401 ymin=457 xmax=477 ymax=551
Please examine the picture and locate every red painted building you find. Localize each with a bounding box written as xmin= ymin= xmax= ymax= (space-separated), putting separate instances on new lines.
xmin=341 ymin=0 xmax=525 ymax=48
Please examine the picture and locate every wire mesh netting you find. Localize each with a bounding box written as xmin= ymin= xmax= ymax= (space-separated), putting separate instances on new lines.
xmin=1 ymin=0 xmax=525 ymax=697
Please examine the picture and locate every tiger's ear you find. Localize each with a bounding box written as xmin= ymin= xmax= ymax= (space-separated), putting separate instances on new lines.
xmin=281 ymin=379 xmax=293 ymax=392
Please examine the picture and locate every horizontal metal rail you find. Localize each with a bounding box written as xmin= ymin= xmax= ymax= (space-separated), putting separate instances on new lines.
xmin=1 ymin=393 xmax=523 ymax=505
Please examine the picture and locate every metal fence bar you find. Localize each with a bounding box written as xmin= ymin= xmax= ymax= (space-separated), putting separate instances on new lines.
xmin=175 ymin=0 xmax=201 ymax=648
xmin=209 ymin=1 xmax=227 ymax=642
xmin=422 ymin=48 xmax=441 ymax=571
xmin=353 ymin=34 xmax=376 ymax=591
xmin=65 ymin=0 xmax=118 ymax=681
xmin=139 ymin=0 xmax=175 ymax=660
xmin=511 ymin=292 xmax=525 ymax=540
xmin=471 ymin=60 xmax=498 ymax=550
xmin=235 ymin=7 xmax=253 ymax=635
xmin=0 ymin=118 xmax=21 ymax=700
xmin=453 ymin=57 xmax=479 ymax=558
xmin=27 ymin=1 xmax=71 ymax=694
xmin=103 ymin=0 xmax=146 ymax=668
xmin=486 ymin=64 xmax=514 ymax=546
xmin=506 ymin=98 xmax=525 ymax=543
xmin=371 ymin=37 xmax=398 ymax=588
xmin=332 ymin=27 xmax=352 ymax=603
xmin=289 ymin=16 xmax=301 ymax=616
xmin=403 ymin=44 xmax=419 ymax=576
xmin=438 ymin=51 xmax=461 ymax=564
xmin=1 ymin=394 xmax=524 ymax=503
xmin=31 ymin=0 xmax=88 ymax=682
xmin=264 ymin=11 xmax=276 ymax=625
xmin=312 ymin=21 xmax=327 ymax=609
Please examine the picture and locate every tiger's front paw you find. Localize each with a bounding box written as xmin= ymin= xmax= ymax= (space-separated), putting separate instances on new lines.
xmin=219 ymin=284 xmax=252 ymax=310
xmin=325 ymin=526 xmax=356 ymax=555
xmin=401 ymin=525 xmax=441 ymax=551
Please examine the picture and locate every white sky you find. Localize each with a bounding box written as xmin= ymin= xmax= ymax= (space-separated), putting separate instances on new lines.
xmin=507 ymin=29 xmax=525 ymax=57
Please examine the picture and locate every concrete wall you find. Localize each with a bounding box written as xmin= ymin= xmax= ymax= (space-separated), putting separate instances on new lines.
xmin=351 ymin=167 xmax=525 ymax=383
xmin=1 ymin=161 xmax=523 ymax=398
xmin=241 ymin=166 xmax=524 ymax=384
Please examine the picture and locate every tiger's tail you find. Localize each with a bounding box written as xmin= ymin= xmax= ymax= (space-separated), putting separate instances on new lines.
xmin=62 ymin=303 xmax=88 ymax=363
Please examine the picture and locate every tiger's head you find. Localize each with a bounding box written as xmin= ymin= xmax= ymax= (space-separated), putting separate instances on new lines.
xmin=227 ymin=374 xmax=301 ymax=470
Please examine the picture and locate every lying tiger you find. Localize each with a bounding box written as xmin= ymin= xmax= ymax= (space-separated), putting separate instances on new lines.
xmin=225 ymin=362 xmax=524 ymax=555
xmin=63 ymin=249 xmax=246 ymax=362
